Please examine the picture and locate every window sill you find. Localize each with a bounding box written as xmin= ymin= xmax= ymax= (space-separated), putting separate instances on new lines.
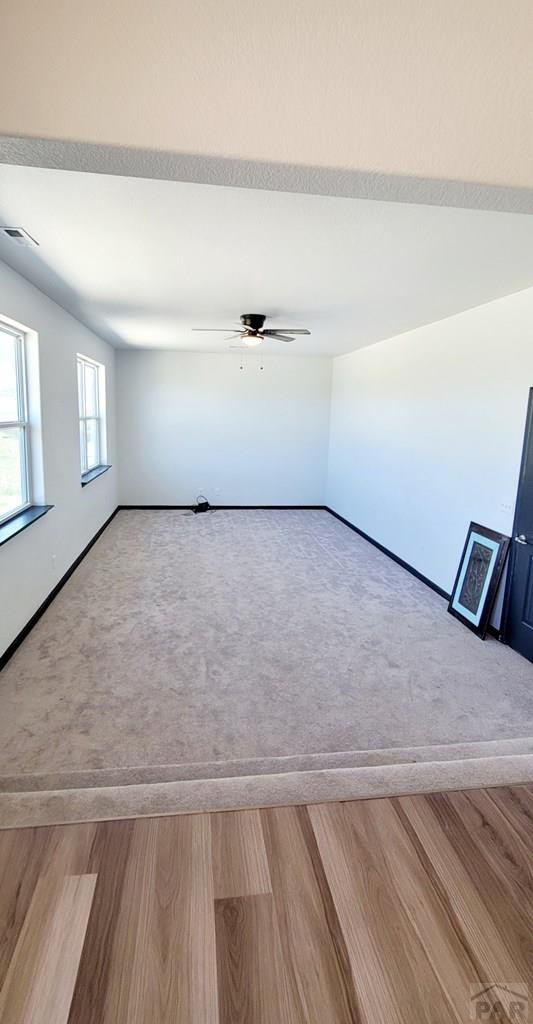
xmin=81 ymin=465 xmax=112 ymax=487
xmin=0 ymin=505 xmax=54 ymax=547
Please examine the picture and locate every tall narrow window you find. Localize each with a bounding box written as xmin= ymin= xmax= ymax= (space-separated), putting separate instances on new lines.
xmin=77 ymin=354 xmax=106 ymax=479
xmin=0 ymin=323 xmax=30 ymax=524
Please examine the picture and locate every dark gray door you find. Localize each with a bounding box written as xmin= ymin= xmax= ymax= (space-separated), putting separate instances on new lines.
xmin=504 ymin=389 xmax=533 ymax=662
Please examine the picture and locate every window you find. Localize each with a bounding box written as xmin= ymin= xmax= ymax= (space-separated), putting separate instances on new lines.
xmin=0 ymin=323 xmax=30 ymax=524
xmin=77 ymin=354 xmax=106 ymax=478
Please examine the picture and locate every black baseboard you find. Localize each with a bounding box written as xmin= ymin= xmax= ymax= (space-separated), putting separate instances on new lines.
xmin=324 ymin=506 xmax=451 ymax=600
xmin=118 ymin=505 xmax=194 ymax=511
xmin=325 ymin=506 xmax=503 ymax=641
xmin=214 ymin=505 xmax=326 ymax=511
xmin=0 ymin=507 xmax=120 ymax=672
xmin=118 ymin=504 xmax=326 ymax=510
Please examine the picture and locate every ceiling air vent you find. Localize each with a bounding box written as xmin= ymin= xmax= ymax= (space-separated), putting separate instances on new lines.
xmin=0 ymin=227 xmax=39 ymax=247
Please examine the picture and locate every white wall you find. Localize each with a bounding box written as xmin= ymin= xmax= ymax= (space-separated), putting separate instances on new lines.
xmin=117 ymin=350 xmax=331 ymax=506
xmin=326 ymin=287 xmax=533 ymax=601
xmin=0 ymin=261 xmax=117 ymax=656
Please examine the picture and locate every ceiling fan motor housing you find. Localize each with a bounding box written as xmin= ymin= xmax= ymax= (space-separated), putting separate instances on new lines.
xmin=240 ymin=313 xmax=266 ymax=332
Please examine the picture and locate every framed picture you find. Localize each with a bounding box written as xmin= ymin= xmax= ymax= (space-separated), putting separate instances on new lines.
xmin=448 ymin=522 xmax=510 ymax=639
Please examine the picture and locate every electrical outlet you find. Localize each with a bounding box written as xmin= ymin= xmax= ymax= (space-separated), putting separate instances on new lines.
xmin=500 ymin=500 xmax=513 ymax=515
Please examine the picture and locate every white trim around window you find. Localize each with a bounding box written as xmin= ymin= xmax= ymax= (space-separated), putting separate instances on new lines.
xmin=77 ymin=353 xmax=106 ymax=477
xmin=0 ymin=321 xmax=31 ymax=525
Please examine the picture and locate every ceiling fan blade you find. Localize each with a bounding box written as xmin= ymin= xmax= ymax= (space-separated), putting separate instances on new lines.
xmin=225 ymin=332 xmax=246 ymax=340
xmin=261 ymin=332 xmax=294 ymax=342
xmin=262 ymin=328 xmax=311 ymax=336
xmin=191 ymin=327 xmax=242 ymax=332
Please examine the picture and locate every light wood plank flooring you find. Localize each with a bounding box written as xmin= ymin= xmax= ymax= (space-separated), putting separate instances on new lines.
xmin=0 ymin=785 xmax=532 ymax=1023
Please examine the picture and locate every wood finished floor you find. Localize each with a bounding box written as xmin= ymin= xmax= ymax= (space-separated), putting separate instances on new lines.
xmin=0 ymin=786 xmax=532 ymax=1023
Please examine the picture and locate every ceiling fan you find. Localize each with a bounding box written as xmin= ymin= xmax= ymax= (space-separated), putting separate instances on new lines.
xmin=192 ymin=313 xmax=311 ymax=347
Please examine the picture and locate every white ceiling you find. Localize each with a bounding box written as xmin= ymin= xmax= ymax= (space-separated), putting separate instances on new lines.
xmin=2 ymin=0 xmax=533 ymax=189
xmin=1 ymin=163 xmax=533 ymax=357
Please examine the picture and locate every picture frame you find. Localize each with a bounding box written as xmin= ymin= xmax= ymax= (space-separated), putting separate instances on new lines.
xmin=448 ymin=522 xmax=510 ymax=639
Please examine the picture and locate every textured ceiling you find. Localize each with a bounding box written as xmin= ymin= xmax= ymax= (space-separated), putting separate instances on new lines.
xmin=1 ymin=0 xmax=533 ymax=189
xmin=1 ymin=163 xmax=533 ymax=356
xmin=2 ymin=138 xmax=533 ymax=217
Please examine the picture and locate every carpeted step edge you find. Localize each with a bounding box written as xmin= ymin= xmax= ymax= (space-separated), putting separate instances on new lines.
xmin=1 ymin=752 xmax=533 ymax=829
xmin=2 ymin=735 xmax=533 ymax=793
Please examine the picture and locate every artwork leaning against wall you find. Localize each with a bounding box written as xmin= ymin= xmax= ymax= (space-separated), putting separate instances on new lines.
xmin=448 ymin=522 xmax=510 ymax=638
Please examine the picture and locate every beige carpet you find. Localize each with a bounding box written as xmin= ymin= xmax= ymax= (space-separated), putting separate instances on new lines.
xmin=1 ymin=509 xmax=532 ymax=826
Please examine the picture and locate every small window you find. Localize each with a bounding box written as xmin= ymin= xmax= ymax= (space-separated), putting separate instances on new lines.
xmin=77 ymin=354 xmax=106 ymax=477
xmin=0 ymin=322 xmax=31 ymax=524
